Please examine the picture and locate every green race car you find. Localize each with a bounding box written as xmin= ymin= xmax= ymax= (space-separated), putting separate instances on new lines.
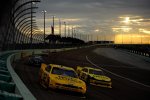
xmin=76 ymin=66 xmax=112 ymax=88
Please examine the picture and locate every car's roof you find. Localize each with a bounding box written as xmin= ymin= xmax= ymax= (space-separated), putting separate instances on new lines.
xmin=49 ymin=64 xmax=75 ymax=71
xmin=83 ymin=67 xmax=102 ymax=71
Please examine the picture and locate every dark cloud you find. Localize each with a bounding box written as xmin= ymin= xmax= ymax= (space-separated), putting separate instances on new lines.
xmin=37 ymin=0 xmax=150 ymax=18
xmin=36 ymin=0 xmax=150 ymax=35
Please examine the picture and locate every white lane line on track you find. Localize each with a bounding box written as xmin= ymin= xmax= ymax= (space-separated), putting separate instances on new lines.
xmin=86 ymin=56 xmax=150 ymax=88
xmin=95 ymin=64 xmax=136 ymax=69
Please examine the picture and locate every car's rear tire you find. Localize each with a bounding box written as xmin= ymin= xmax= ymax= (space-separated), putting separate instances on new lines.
xmin=86 ymin=76 xmax=90 ymax=85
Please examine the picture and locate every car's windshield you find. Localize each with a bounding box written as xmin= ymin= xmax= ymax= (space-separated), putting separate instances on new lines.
xmin=89 ymin=69 xmax=103 ymax=75
xmin=52 ymin=67 xmax=78 ymax=78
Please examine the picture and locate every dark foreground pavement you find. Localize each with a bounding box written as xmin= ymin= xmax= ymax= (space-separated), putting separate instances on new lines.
xmin=13 ymin=46 xmax=150 ymax=100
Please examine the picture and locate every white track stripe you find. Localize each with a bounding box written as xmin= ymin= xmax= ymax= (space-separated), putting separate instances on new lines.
xmin=86 ymin=56 xmax=150 ymax=88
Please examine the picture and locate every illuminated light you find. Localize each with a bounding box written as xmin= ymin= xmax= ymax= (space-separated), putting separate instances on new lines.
xmin=119 ymin=16 xmax=131 ymax=24
xmin=124 ymin=17 xmax=130 ymax=23
xmin=94 ymin=29 xmax=99 ymax=32
xmin=32 ymin=2 xmax=35 ymax=4
xmin=119 ymin=16 xmax=145 ymax=25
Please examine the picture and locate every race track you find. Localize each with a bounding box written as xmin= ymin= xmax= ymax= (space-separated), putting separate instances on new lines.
xmin=13 ymin=46 xmax=150 ymax=100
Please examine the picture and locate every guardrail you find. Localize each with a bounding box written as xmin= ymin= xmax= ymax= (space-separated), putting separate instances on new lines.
xmin=0 ymin=52 xmax=23 ymax=100
xmin=8 ymin=53 xmax=36 ymax=100
xmin=114 ymin=45 xmax=150 ymax=57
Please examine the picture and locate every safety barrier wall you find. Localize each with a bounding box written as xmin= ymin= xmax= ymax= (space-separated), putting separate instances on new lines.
xmin=0 ymin=52 xmax=23 ymax=100
xmin=0 ymin=44 xmax=99 ymax=100
xmin=8 ymin=53 xmax=36 ymax=100
xmin=0 ymin=47 xmax=79 ymax=100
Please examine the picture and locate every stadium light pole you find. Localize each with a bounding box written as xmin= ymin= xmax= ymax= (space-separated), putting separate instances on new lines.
xmin=42 ymin=10 xmax=46 ymax=43
xmin=52 ymin=15 xmax=55 ymax=35
xmin=59 ymin=18 xmax=61 ymax=36
xmin=67 ymin=23 xmax=70 ymax=37
xmin=64 ymin=22 xmax=66 ymax=37
xmin=74 ymin=27 xmax=76 ymax=38
xmin=71 ymin=26 xmax=74 ymax=38
xmin=140 ymin=31 xmax=142 ymax=44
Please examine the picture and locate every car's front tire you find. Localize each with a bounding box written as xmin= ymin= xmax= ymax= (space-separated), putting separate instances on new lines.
xmin=45 ymin=78 xmax=50 ymax=89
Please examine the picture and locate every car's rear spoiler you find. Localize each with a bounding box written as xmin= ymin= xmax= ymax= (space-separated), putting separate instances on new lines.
xmin=76 ymin=66 xmax=83 ymax=75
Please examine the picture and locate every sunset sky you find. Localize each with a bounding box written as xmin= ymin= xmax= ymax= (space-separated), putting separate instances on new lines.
xmin=35 ymin=0 xmax=150 ymax=43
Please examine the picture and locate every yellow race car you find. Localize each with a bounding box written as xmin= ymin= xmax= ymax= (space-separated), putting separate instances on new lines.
xmin=76 ymin=66 xmax=112 ymax=88
xmin=39 ymin=63 xmax=86 ymax=94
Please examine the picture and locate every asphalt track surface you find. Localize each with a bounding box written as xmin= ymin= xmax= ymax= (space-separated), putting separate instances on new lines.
xmin=13 ymin=46 xmax=150 ymax=100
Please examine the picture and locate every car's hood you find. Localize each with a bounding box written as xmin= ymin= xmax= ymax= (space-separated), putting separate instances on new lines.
xmin=89 ymin=74 xmax=111 ymax=82
xmin=51 ymin=74 xmax=85 ymax=86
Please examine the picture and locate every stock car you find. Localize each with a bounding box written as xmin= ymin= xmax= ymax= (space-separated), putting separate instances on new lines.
xmin=27 ymin=55 xmax=44 ymax=66
xmin=39 ymin=63 xmax=86 ymax=94
xmin=76 ymin=66 xmax=112 ymax=88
